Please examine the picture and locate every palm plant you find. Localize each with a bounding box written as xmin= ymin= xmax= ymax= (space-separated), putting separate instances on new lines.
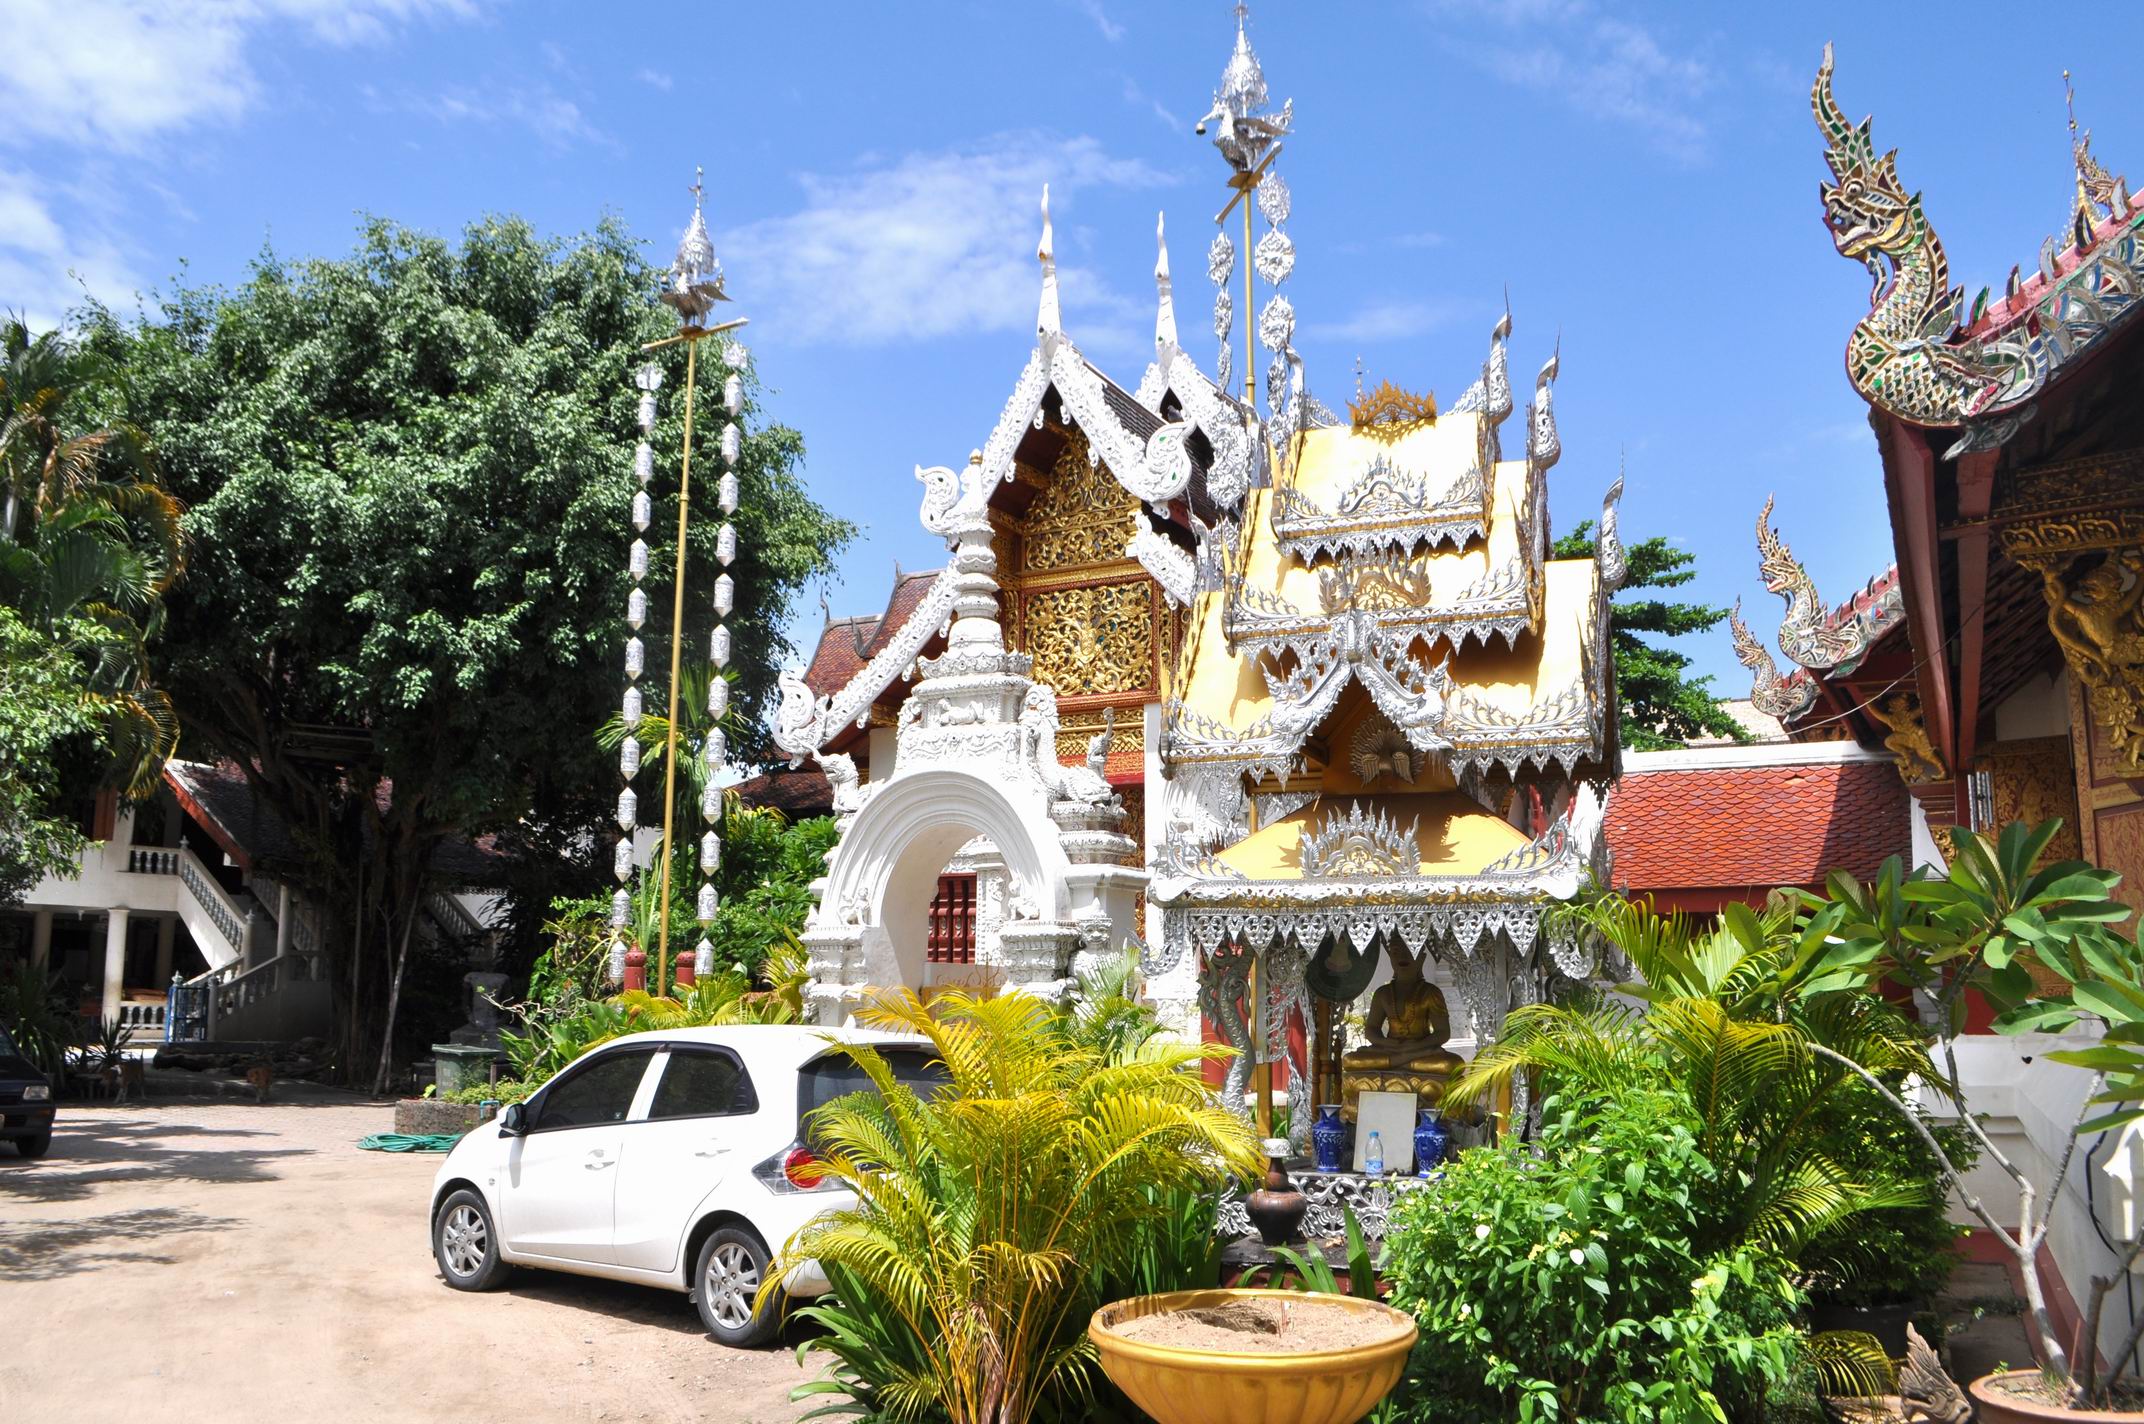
xmin=1454 ymin=897 xmax=1934 ymax=1263
xmin=0 ymin=315 xmax=182 ymax=798
xmin=768 ymin=989 xmax=1261 ymax=1424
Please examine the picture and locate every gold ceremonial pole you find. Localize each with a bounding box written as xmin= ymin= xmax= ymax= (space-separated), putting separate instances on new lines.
xmin=1215 ymin=142 xmax=1280 ymax=1136
xmin=642 ymin=315 xmax=746 ymax=995
xmin=1215 ymin=144 xmax=1280 ymax=411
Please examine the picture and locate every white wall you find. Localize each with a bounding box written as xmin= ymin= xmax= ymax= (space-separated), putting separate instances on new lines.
xmin=1994 ymin=669 xmax=2071 ymax=742
xmin=1928 ymin=1033 xmax=2140 ymax=1365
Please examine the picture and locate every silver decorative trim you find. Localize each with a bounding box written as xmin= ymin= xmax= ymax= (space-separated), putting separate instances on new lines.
xmin=1298 ymin=801 xmax=1419 ymax=878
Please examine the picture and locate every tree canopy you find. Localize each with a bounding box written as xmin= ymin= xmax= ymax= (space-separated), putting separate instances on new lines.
xmin=1555 ymin=519 xmax=1746 ymax=750
xmin=0 ymin=317 xmax=183 ymax=906
xmin=79 ymin=215 xmax=853 ymax=1073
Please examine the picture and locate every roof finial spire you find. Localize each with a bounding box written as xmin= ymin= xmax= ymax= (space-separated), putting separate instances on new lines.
xmin=1036 ymin=184 xmax=1061 ymax=339
xmin=2064 ymin=68 xmax=2127 ymax=230
xmin=661 ymin=162 xmax=727 ymax=326
xmin=1153 ymin=210 xmax=1177 ymax=348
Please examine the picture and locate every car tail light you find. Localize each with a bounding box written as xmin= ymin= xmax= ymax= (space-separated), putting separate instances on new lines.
xmin=752 ymin=1141 xmax=839 ymax=1194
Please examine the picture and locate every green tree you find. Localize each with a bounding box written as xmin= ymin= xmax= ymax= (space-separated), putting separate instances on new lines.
xmin=0 ymin=607 xmax=105 ymax=905
xmin=1555 ymin=521 xmax=1746 ymax=750
xmin=80 ymin=216 xmax=852 ymax=1083
xmin=0 ymin=317 xmax=183 ymax=905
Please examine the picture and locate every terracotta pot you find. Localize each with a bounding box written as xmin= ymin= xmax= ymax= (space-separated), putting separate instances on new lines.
xmin=1969 ymin=1371 xmax=2144 ymax=1423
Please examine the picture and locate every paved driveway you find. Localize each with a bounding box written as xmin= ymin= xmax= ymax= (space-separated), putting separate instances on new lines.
xmin=0 ymin=1094 xmax=815 ymax=1423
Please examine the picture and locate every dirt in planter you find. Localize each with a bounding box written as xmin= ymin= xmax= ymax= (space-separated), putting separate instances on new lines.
xmin=1112 ymin=1299 xmax=1407 ymax=1354
xmin=1986 ymin=1373 xmax=2144 ymax=1412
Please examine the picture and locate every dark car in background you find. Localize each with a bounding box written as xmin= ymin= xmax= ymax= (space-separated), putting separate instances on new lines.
xmin=0 ymin=1025 xmax=55 ymax=1158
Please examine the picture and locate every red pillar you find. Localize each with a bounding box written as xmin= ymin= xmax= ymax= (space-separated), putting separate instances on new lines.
xmin=624 ymin=948 xmax=647 ymax=994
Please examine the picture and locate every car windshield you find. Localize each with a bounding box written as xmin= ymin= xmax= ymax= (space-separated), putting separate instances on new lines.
xmin=797 ymin=1046 xmax=947 ymax=1136
xmin=0 ymin=1026 xmax=15 ymax=1057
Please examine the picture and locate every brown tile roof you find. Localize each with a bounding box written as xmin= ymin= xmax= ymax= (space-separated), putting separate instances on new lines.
xmin=1604 ymin=759 xmax=1908 ymax=893
xmin=801 ymin=569 xmax=949 ymax=699
xmin=732 ymin=767 xmax=835 ymax=820
xmin=803 ymin=615 xmax=878 ymax=697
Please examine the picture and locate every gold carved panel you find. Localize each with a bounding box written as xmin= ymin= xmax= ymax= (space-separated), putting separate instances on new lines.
xmin=2000 ymin=452 xmax=2144 ymax=778
xmin=1056 ymin=709 xmax=1146 ymax=762
xmin=1026 ymin=581 xmax=1155 ymax=697
xmin=1983 ymin=736 xmax=2082 ymax=864
xmin=1019 ymin=429 xmax=1141 ymax=573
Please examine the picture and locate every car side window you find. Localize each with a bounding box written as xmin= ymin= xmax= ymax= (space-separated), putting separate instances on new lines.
xmin=648 ymin=1047 xmax=756 ymax=1120
xmin=531 ymin=1050 xmax=652 ymax=1131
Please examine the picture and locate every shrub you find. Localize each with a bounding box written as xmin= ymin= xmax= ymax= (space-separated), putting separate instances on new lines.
xmin=1384 ymin=1089 xmax=1803 ymax=1424
xmin=771 ymin=989 xmax=1259 ymax=1424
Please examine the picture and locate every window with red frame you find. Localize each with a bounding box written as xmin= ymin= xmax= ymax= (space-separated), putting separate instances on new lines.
xmin=926 ymin=873 xmax=977 ymax=964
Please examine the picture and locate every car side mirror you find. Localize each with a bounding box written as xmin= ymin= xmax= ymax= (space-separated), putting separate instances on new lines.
xmin=498 ymin=1102 xmax=527 ymax=1137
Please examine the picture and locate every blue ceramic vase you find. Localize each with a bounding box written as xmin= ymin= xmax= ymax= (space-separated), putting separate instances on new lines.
xmin=1413 ymin=1107 xmax=1450 ymax=1177
xmin=1311 ymin=1103 xmax=1346 ymax=1174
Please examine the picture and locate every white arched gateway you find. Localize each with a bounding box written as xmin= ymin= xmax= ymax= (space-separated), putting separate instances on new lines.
xmin=775 ymin=447 xmax=1147 ymax=1025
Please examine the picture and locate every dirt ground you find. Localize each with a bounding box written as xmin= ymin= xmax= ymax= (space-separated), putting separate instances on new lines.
xmin=0 ymin=1087 xmax=816 ymax=1424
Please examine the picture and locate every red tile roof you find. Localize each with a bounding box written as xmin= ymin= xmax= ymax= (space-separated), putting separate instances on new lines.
xmin=1604 ymin=759 xmax=1908 ymax=893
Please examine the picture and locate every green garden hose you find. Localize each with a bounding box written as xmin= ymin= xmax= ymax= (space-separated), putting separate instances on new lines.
xmin=357 ymin=1132 xmax=463 ymax=1153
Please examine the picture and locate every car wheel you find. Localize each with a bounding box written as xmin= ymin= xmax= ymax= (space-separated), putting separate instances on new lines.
xmin=14 ymin=1131 xmax=50 ymax=1160
xmin=433 ymin=1188 xmax=510 ymax=1291
xmin=694 ymin=1226 xmax=776 ymax=1346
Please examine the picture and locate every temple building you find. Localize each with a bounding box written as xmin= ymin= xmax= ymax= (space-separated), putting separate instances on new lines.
xmin=1720 ymin=47 xmax=2144 ymax=1363
xmin=776 ymin=10 xmax=1624 ymax=1177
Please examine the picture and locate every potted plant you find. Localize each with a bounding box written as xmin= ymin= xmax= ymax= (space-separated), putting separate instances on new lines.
xmin=1800 ymin=820 xmax=2144 ymax=1418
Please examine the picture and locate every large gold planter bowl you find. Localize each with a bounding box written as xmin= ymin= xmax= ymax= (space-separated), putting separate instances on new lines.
xmin=1089 ymin=1288 xmax=1418 ymax=1424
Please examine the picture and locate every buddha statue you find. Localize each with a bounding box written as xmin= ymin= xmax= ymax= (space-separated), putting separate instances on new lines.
xmin=1340 ymin=941 xmax=1465 ymax=1118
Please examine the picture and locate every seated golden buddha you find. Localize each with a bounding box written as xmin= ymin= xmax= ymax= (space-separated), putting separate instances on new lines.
xmin=1342 ymin=943 xmax=1464 ymax=1118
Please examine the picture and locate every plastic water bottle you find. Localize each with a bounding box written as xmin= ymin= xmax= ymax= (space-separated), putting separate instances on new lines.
xmin=1365 ymin=1129 xmax=1384 ymax=1176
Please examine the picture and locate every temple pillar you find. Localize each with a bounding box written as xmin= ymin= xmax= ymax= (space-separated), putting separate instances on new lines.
xmin=274 ymin=881 xmax=293 ymax=960
xmin=101 ymin=908 xmax=130 ymax=1026
xmin=30 ymin=910 xmax=52 ymax=974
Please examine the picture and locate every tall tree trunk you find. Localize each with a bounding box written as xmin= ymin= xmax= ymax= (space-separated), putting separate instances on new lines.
xmin=372 ymin=888 xmax=422 ymax=1096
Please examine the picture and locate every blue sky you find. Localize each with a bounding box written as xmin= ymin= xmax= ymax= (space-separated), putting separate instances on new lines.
xmin=4 ymin=0 xmax=2137 ymax=694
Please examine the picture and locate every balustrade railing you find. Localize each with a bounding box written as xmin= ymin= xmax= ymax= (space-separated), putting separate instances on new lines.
xmin=427 ymin=891 xmax=489 ymax=943
xmin=177 ymin=847 xmax=245 ymax=956
xmin=127 ymin=847 xmax=178 ymax=875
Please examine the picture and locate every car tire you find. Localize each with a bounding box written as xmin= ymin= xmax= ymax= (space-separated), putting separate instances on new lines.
xmin=433 ymin=1188 xmax=510 ymax=1292
xmin=694 ymin=1226 xmax=777 ymax=1346
xmin=14 ymin=1131 xmax=50 ymax=1159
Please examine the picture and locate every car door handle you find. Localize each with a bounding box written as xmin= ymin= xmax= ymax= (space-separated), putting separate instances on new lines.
xmin=693 ymin=1146 xmax=731 ymax=1159
xmin=584 ymin=1150 xmax=616 ymax=1170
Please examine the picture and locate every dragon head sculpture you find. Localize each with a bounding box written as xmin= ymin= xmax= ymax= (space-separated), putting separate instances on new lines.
xmin=1811 ymin=44 xmax=2033 ymax=427
xmin=1813 ymin=45 xmax=1931 ymax=294
xmin=1754 ymin=494 xmax=1813 ymax=600
xmin=1728 ymin=598 xmax=1817 ymax=722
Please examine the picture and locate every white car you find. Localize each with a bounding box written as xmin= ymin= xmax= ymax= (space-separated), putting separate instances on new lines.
xmin=427 ymin=1024 xmax=940 ymax=1345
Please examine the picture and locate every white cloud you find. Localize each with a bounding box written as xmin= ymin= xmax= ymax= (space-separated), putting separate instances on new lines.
xmin=0 ymin=0 xmax=476 ymax=151
xmin=1070 ymin=0 xmax=1124 ymax=42
xmin=0 ymin=0 xmax=479 ymax=328
xmin=381 ymin=86 xmax=606 ymax=149
xmin=1424 ymin=0 xmax=1717 ymax=163
xmin=0 ymin=166 xmax=148 ymax=329
xmin=1304 ymin=300 xmax=1462 ymax=345
xmin=1120 ymin=76 xmax=1183 ymax=133
xmin=720 ymin=133 xmax=1172 ymax=347
xmin=636 ymin=68 xmax=674 ymax=92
